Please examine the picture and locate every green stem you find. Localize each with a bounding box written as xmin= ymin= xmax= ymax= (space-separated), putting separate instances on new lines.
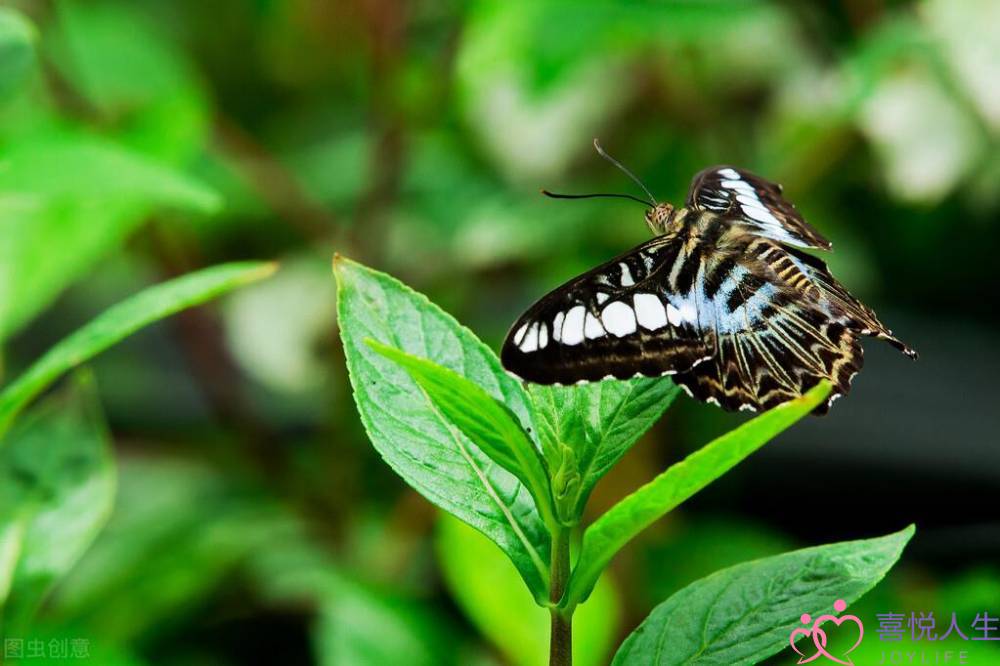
xmin=549 ymin=527 xmax=573 ymax=666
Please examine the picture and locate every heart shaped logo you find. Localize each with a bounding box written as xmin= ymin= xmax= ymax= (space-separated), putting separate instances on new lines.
xmin=789 ymin=599 xmax=864 ymax=665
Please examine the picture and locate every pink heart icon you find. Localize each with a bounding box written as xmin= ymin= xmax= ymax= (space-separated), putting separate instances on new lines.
xmin=788 ymin=601 xmax=864 ymax=665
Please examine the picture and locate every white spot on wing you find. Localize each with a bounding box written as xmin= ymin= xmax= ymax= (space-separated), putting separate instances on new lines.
xmin=552 ymin=311 xmax=564 ymax=342
xmin=538 ymin=323 xmax=548 ymax=349
xmin=562 ymin=305 xmax=586 ymax=346
xmin=584 ymin=311 xmax=605 ymax=339
xmin=691 ymin=355 xmax=713 ymax=369
xmin=719 ymin=168 xmax=740 ymax=179
xmin=519 ymin=323 xmax=539 ymax=353
xmin=742 ymin=203 xmax=780 ymax=225
xmin=513 ymin=323 xmax=528 ymax=345
xmin=619 ymin=262 xmax=635 ymax=287
xmin=596 ymin=292 xmax=609 ymax=304
xmin=601 ymin=301 xmax=637 ymax=337
xmin=721 ymin=179 xmax=754 ymax=193
xmin=633 ymin=293 xmax=667 ymax=330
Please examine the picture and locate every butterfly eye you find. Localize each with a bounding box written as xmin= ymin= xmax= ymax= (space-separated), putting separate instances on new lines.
xmin=645 ymin=204 xmax=674 ymax=234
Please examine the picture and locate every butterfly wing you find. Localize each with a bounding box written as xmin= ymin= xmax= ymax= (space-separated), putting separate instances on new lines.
xmin=687 ymin=166 xmax=832 ymax=251
xmin=501 ymin=235 xmax=713 ymax=384
xmin=672 ymin=234 xmax=915 ymax=414
xmin=783 ymin=245 xmax=916 ymax=357
xmin=503 ymin=210 xmax=914 ymax=414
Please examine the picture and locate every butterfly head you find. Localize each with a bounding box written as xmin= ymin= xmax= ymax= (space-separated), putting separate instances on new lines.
xmin=645 ymin=202 xmax=676 ymax=235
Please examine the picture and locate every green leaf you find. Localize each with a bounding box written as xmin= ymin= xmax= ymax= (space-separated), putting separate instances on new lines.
xmin=0 ymin=261 xmax=277 ymax=437
xmin=566 ymin=381 xmax=831 ymax=606
xmin=0 ymin=133 xmax=223 ymax=341
xmin=0 ymin=7 xmax=36 ymax=99
xmin=47 ymin=456 xmax=296 ymax=644
xmin=368 ymin=340 xmax=555 ymax=528
xmin=51 ymin=0 xmax=197 ymax=115
xmin=0 ymin=133 xmax=220 ymax=215
xmin=612 ymin=526 xmax=915 ymax=665
xmin=639 ymin=518 xmax=793 ymax=609
xmin=529 ymin=378 xmax=680 ymax=522
xmin=48 ymin=1 xmax=210 ymax=163
xmin=437 ymin=514 xmax=620 ymax=666
xmin=0 ymin=373 xmax=115 ymax=631
xmin=334 ymin=255 xmax=551 ymax=599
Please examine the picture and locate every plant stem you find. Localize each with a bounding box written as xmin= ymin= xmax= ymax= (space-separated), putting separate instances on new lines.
xmin=549 ymin=527 xmax=573 ymax=666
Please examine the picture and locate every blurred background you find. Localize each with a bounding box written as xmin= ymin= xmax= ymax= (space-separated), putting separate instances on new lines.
xmin=1 ymin=0 xmax=999 ymax=664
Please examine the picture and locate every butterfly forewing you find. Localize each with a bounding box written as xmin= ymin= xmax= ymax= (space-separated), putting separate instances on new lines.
xmin=501 ymin=236 xmax=712 ymax=384
xmin=687 ymin=166 xmax=832 ymax=251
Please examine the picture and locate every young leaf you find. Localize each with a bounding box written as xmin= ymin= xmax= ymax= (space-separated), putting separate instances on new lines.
xmin=612 ymin=526 xmax=915 ymax=665
xmin=0 ymin=7 xmax=36 ymax=98
xmin=437 ymin=514 xmax=621 ymax=666
xmin=334 ymin=256 xmax=551 ymax=599
xmin=529 ymin=378 xmax=680 ymax=521
xmin=0 ymin=373 xmax=115 ymax=631
xmin=566 ymin=381 xmax=831 ymax=605
xmin=0 ymin=261 xmax=277 ymax=437
xmin=368 ymin=340 xmax=555 ymax=528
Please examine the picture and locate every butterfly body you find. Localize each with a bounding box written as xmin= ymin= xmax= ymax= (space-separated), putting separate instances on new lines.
xmin=502 ymin=164 xmax=915 ymax=414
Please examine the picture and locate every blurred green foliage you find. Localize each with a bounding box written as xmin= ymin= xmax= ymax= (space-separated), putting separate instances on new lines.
xmin=1 ymin=0 xmax=998 ymax=664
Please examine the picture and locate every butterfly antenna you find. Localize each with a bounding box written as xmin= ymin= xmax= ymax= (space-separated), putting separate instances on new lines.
xmin=540 ymin=189 xmax=652 ymax=207
xmin=592 ymin=138 xmax=656 ymax=206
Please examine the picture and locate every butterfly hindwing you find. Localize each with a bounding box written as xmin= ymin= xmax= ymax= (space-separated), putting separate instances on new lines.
xmin=672 ymin=234 xmax=910 ymax=413
xmin=687 ymin=166 xmax=832 ymax=251
xmin=501 ymin=236 xmax=712 ymax=384
xmin=672 ymin=268 xmax=864 ymax=414
xmin=782 ymin=246 xmax=916 ymax=358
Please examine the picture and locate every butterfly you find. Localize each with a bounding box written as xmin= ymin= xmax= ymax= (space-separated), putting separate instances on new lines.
xmin=501 ymin=141 xmax=916 ymax=414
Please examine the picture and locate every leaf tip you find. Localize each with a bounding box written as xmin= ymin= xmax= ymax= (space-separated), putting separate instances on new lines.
xmin=332 ymin=253 xmax=358 ymax=287
xmin=256 ymin=261 xmax=280 ymax=279
xmin=365 ymin=336 xmax=415 ymax=365
xmin=784 ymin=380 xmax=833 ymax=412
xmin=332 ymin=252 xmax=354 ymax=272
xmin=235 ymin=261 xmax=279 ymax=287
